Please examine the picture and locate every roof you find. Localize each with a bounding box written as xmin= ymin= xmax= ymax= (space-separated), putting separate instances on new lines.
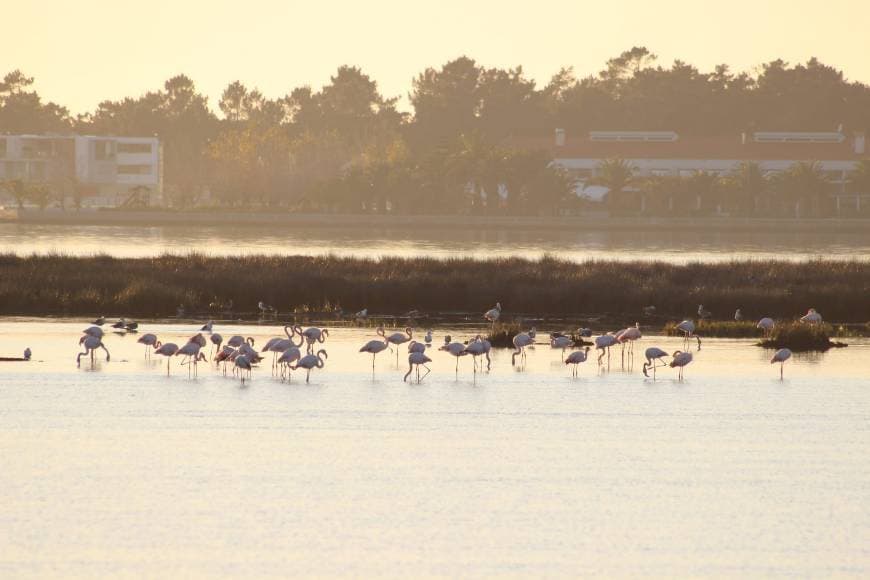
xmin=504 ymin=134 xmax=864 ymax=161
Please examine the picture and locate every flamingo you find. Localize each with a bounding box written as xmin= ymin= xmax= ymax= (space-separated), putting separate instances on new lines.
xmin=227 ymin=335 xmax=255 ymax=349
xmin=439 ymin=341 xmax=468 ymax=375
xmin=408 ymin=340 xmax=427 ymax=354
xmin=77 ymin=335 xmax=110 ymax=366
xmin=209 ymin=332 xmax=223 ymax=358
xmin=292 ymin=349 xmax=327 ymax=383
xmin=359 ymin=337 xmax=390 ymax=373
xmin=238 ymin=342 xmax=263 ymax=363
xmin=550 ymin=335 xmax=574 ymax=361
xmin=565 ymin=347 xmax=591 ymax=377
xmin=201 ymin=320 xmax=214 ymax=333
xmin=676 ymin=320 xmax=702 ymax=350
xmin=176 ymin=341 xmax=207 ymax=377
xmin=187 ymin=333 xmax=207 ymax=348
xmin=404 ymin=351 xmax=432 ymax=383
xmin=234 ymin=354 xmax=252 ymax=384
xmin=137 ymin=333 xmax=161 ymax=359
xmin=277 ymin=345 xmax=304 ymax=380
xmin=669 ymin=350 xmax=693 ymax=380
xmin=511 ymin=331 xmax=534 ymax=366
xmin=154 ymin=342 xmax=180 ymax=375
xmin=595 ymin=334 xmax=618 ymax=364
xmin=23 ymin=348 xmax=32 ymax=361
xmin=642 ymin=347 xmax=669 ymax=379
xmin=771 ymin=348 xmax=792 ymax=379
xmin=424 ymin=329 xmax=433 ymax=345
xmin=300 ymin=326 xmax=329 ymax=353
xmin=263 ymin=328 xmax=303 ymax=373
xmin=484 ymin=302 xmax=502 ymax=329
xmin=463 ymin=336 xmax=492 ymax=372
xmin=379 ymin=327 xmax=412 ymax=362
xmin=697 ymin=304 xmax=712 ymax=319
xmin=215 ymin=345 xmax=237 ymax=375
xmin=800 ymin=308 xmax=822 ymax=324
xmin=83 ymin=325 xmax=104 ymax=339
xmin=757 ymin=317 xmax=775 ymax=337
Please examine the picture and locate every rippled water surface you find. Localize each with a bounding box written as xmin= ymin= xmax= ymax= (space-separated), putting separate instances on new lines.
xmin=1 ymin=320 xmax=869 ymax=577
xmin=2 ymin=223 xmax=869 ymax=262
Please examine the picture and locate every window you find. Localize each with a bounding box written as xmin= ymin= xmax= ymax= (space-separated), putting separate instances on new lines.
xmin=94 ymin=140 xmax=115 ymax=160
xmin=118 ymin=142 xmax=152 ymax=154
xmin=117 ymin=164 xmax=152 ymax=175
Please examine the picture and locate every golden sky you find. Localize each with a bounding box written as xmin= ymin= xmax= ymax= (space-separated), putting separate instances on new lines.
xmin=5 ymin=0 xmax=869 ymax=114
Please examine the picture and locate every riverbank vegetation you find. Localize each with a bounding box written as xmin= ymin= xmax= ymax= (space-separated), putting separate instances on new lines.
xmin=757 ymin=322 xmax=847 ymax=351
xmin=3 ymin=49 xmax=870 ymax=217
xmin=1 ymin=254 xmax=868 ymax=324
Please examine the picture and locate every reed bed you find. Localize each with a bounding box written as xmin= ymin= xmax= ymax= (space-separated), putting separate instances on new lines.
xmin=663 ymin=320 xmax=761 ymax=338
xmin=757 ymin=322 xmax=846 ymax=351
xmin=1 ymin=253 xmax=869 ymax=323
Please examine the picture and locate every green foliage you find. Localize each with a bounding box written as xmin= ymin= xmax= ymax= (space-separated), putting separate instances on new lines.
xmin=758 ymin=322 xmax=844 ymax=351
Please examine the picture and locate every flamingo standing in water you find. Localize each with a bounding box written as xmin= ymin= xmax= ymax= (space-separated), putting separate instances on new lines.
xmin=757 ymin=317 xmax=775 ymax=337
xmin=209 ymin=333 xmax=223 ymax=358
xmin=300 ymin=327 xmax=329 ymax=354
xmin=292 ymin=349 xmax=327 ymax=383
xmin=77 ymin=335 xmax=110 ymax=366
xmin=463 ymin=336 xmax=492 ymax=373
xmin=176 ymin=341 xmax=207 ymax=377
xmin=511 ymin=331 xmax=534 ymax=366
xmin=550 ymin=335 xmax=573 ymax=361
xmin=669 ymin=350 xmax=693 ymax=380
xmin=234 ymin=354 xmax=252 ymax=384
xmin=137 ymin=333 xmax=161 ymax=359
xmin=771 ymin=348 xmax=792 ymax=379
xmin=565 ymin=347 xmax=591 ymax=377
xmin=379 ymin=327 xmax=412 ymax=362
xmin=154 ymin=342 xmax=180 ymax=375
xmin=277 ymin=345 xmax=304 ymax=381
xmin=227 ymin=335 xmax=255 ymax=349
xmin=642 ymin=347 xmax=669 ymax=379
xmin=676 ymin=320 xmax=702 ymax=350
xmin=595 ymin=334 xmax=618 ymax=364
xmin=83 ymin=325 xmax=104 ymax=339
xmin=359 ymin=337 xmax=389 ymax=374
xmin=618 ymin=323 xmax=642 ymax=356
xmin=439 ymin=340 xmax=468 ymax=376
xmin=424 ymin=329 xmax=433 ymax=345
xmin=404 ymin=351 xmax=432 ymax=383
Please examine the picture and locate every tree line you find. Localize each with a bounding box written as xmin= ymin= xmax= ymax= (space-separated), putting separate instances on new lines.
xmin=2 ymin=48 xmax=870 ymax=216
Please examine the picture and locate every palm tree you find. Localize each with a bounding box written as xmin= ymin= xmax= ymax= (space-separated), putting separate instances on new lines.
xmin=725 ymin=161 xmax=768 ymax=216
xmin=777 ymin=161 xmax=828 ymax=218
xmin=593 ymin=158 xmax=636 ymax=214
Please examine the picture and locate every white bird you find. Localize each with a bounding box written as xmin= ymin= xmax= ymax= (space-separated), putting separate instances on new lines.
xmin=379 ymin=327 xmax=412 ymax=362
xmin=771 ymin=348 xmax=792 ymax=379
xmin=550 ymin=335 xmax=574 ymax=361
xmin=137 ymin=333 xmax=161 ymax=359
xmin=565 ymin=347 xmax=591 ymax=377
xmin=355 ymin=308 xmax=368 ymax=324
xmin=669 ymin=350 xmax=693 ymax=380
xmin=484 ymin=302 xmax=502 ymax=327
xmin=463 ymin=336 xmax=492 ymax=372
xmin=176 ymin=341 xmax=206 ymax=377
xmin=201 ymin=320 xmax=214 ymax=332
xmin=617 ymin=322 xmax=642 ymax=355
xmin=594 ymin=334 xmax=618 ymax=364
xmin=292 ymin=349 xmax=327 ymax=383
xmin=697 ymin=304 xmax=712 ymax=319
xmin=359 ymin=337 xmax=390 ymax=373
xmin=154 ymin=342 xmax=180 ymax=375
xmin=642 ymin=347 xmax=669 ymax=379
xmin=111 ymin=318 xmax=127 ymax=329
xmin=82 ymin=325 xmax=104 ymax=339
xmin=92 ymin=316 xmax=106 ymax=326
xmin=258 ymin=301 xmax=277 ymax=318
xmin=757 ymin=317 xmax=775 ymax=337
xmin=734 ymin=308 xmax=744 ymax=321
xmin=404 ymin=351 xmax=432 ymax=383
xmin=439 ymin=341 xmax=468 ymax=375
xmin=511 ymin=331 xmax=534 ymax=366
xmin=77 ymin=335 xmax=110 ymax=366
xmin=800 ymin=308 xmax=822 ymax=324
xmin=676 ymin=320 xmax=702 ymax=350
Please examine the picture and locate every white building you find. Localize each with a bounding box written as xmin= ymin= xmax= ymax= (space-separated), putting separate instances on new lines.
xmin=0 ymin=134 xmax=161 ymax=206
xmin=507 ymin=129 xmax=867 ymax=205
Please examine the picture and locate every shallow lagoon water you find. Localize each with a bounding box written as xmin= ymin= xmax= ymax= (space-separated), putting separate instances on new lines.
xmin=1 ymin=320 xmax=869 ymax=577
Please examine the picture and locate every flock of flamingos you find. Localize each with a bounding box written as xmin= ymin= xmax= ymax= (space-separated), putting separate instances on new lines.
xmin=70 ymin=302 xmax=820 ymax=382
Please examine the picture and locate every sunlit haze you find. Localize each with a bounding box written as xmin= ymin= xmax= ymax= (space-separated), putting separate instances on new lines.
xmin=6 ymin=0 xmax=870 ymax=114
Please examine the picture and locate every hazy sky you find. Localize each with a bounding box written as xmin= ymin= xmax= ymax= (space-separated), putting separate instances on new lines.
xmin=5 ymin=0 xmax=869 ymax=115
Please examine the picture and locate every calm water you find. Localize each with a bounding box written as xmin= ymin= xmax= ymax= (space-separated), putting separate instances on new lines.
xmin=2 ymin=223 xmax=869 ymax=262
xmin=1 ymin=320 xmax=868 ymax=577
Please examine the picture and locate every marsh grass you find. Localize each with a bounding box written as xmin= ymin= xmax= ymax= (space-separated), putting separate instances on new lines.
xmin=1 ymin=253 xmax=869 ymax=322
xmin=757 ymin=322 xmax=846 ymax=351
xmin=663 ymin=320 xmax=761 ymax=338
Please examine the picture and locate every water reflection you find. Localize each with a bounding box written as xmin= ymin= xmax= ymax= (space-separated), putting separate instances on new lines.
xmin=2 ymin=223 xmax=869 ymax=262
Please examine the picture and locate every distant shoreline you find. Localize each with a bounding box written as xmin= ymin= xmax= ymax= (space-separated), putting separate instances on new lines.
xmin=2 ymin=208 xmax=870 ymax=233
